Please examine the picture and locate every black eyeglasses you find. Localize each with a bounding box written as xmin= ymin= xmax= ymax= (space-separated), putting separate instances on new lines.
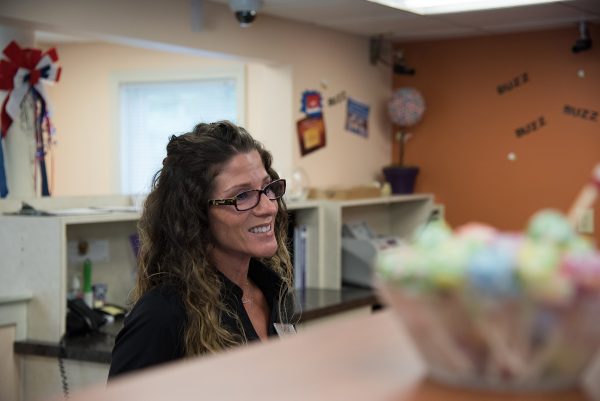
xmin=208 ymin=179 xmax=286 ymax=211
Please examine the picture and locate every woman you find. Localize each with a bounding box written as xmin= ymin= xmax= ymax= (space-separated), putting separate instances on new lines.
xmin=109 ymin=121 xmax=295 ymax=379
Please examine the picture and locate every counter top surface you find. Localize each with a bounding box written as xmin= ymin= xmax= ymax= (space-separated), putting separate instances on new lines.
xmin=52 ymin=309 xmax=590 ymax=401
xmin=14 ymin=286 xmax=378 ymax=364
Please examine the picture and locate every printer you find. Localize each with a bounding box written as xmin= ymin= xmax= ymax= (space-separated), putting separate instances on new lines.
xmin=341 ymin=221 xmax=403 ymax=288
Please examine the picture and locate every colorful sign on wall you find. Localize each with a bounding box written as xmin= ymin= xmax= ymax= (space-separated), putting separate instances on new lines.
xmin=345 ymin=97 xmax=369 ymax=138
xmin=297 ymin=90 xmax=326 ymax=156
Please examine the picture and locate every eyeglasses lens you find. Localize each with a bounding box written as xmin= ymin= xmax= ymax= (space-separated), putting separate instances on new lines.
xmin=236 ymin=180 xmax=286 ymax=211
xmin=264 ymin=180 xmax=286 ymax=200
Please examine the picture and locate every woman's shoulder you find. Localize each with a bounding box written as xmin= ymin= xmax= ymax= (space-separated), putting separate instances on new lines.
xmin=137 ymin=285 xmax=182 ymax=304
xmin=128 ymin=285 xmax=186 ymax=324
xmin=109 ymin=285 xmax=186 ymax=379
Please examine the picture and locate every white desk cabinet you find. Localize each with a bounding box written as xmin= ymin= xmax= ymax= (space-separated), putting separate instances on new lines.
xmin=0 ymin=194 xmax=434 ymax=341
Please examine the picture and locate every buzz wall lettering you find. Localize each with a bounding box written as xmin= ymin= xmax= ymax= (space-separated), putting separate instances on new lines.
xmin=515 ymin=116 xmax=546 ymax=137
xmin=497 ymin=72 xmax=529 ymax=95
xmin=563 ymin=105 xmax=598 ymax=122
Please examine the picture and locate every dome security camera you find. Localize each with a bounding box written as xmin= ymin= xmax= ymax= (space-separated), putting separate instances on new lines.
xmin=572 ymin=21 xmax=592 ymax=53
xmin=229 ymin=0 xmax=263 ymax=27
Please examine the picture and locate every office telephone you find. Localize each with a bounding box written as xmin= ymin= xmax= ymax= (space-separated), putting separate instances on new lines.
xmin=66 ymin=298 xmax=107 ymax=336
xmin=59 ymin=299 xmax=109 ymax=398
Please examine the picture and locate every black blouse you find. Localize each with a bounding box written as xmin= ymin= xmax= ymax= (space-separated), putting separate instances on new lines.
xmin=108 ymin=259 xmax=291 ymax=379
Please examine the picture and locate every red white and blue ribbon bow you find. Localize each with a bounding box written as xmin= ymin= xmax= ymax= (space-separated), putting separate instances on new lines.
xmin=0 ymin=41 xmax=61 ymax=198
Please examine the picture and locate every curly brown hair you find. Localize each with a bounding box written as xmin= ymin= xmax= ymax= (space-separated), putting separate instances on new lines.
xmin=133 ymin=121 xmax=293 ymax=355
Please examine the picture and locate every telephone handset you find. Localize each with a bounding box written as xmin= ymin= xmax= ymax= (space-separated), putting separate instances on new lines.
xmin=66 ymin=298 xmax=107 ymax=336
xmin=60 ymin=299 xmax=108 ymax=398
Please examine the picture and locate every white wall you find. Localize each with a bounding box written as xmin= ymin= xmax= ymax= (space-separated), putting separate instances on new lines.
xmin=0 ymin=0 xmax=393 ymax=195
xmin=43 ymin=42 xmax=249 ymax=195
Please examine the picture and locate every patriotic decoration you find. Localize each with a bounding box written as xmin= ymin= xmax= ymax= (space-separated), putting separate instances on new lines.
xmin=0 ymin=40 xmax=61 ymax=198
xmin=388 ymin=87 xmax=425 ymax=128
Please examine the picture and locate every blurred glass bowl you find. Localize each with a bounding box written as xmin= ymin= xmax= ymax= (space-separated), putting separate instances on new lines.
xmin=285 ymin=167 xmax=310 ymax=202
xmin=377 ymin=281 xmax=600 ymax=392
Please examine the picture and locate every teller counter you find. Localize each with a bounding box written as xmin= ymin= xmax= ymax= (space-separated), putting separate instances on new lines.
xmin=48 ymin=309 xmax=593 ymax=401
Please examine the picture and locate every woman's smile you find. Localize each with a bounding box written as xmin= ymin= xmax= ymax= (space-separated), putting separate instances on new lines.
xmin=249 ymin=223 xmax=272 ymax=234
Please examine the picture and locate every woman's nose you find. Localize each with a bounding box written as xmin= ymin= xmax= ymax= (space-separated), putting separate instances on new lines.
xmin=254 ymin=193 xmax=278 ymax=214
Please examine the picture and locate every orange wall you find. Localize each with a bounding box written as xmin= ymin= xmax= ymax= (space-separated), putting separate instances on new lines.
xmin=393 ymin=25 xmax=600 ymax=242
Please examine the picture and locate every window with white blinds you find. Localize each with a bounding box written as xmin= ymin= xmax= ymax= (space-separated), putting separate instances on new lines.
xmin=119 ymin=74 xmax=241 ymax=195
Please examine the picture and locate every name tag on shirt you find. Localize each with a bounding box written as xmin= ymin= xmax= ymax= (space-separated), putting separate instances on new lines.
xmin=274 ymin=323 xmax=296 ymax=337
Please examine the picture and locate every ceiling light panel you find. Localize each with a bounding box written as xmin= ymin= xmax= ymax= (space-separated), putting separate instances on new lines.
xmin=366 ymin=0 xmax=568 ymax=15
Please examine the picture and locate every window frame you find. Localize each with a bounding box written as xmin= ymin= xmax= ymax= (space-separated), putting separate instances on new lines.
xmin=110 ymin=65 xmax=246 ymax=195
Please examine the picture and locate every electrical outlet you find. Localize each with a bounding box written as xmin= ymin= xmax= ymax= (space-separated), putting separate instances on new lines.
xmin=68 ymin=239 xmax=110 ymax=264
xmin=577 ymin=208 xmax=594 ymax=234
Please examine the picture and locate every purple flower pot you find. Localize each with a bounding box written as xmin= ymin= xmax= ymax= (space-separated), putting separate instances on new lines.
xmin=382 ymin=166 xmax=419 ymax=194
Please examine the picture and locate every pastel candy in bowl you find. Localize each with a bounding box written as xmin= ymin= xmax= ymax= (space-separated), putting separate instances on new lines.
xmin=376 ymin=210 xmax=600 ymax=392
